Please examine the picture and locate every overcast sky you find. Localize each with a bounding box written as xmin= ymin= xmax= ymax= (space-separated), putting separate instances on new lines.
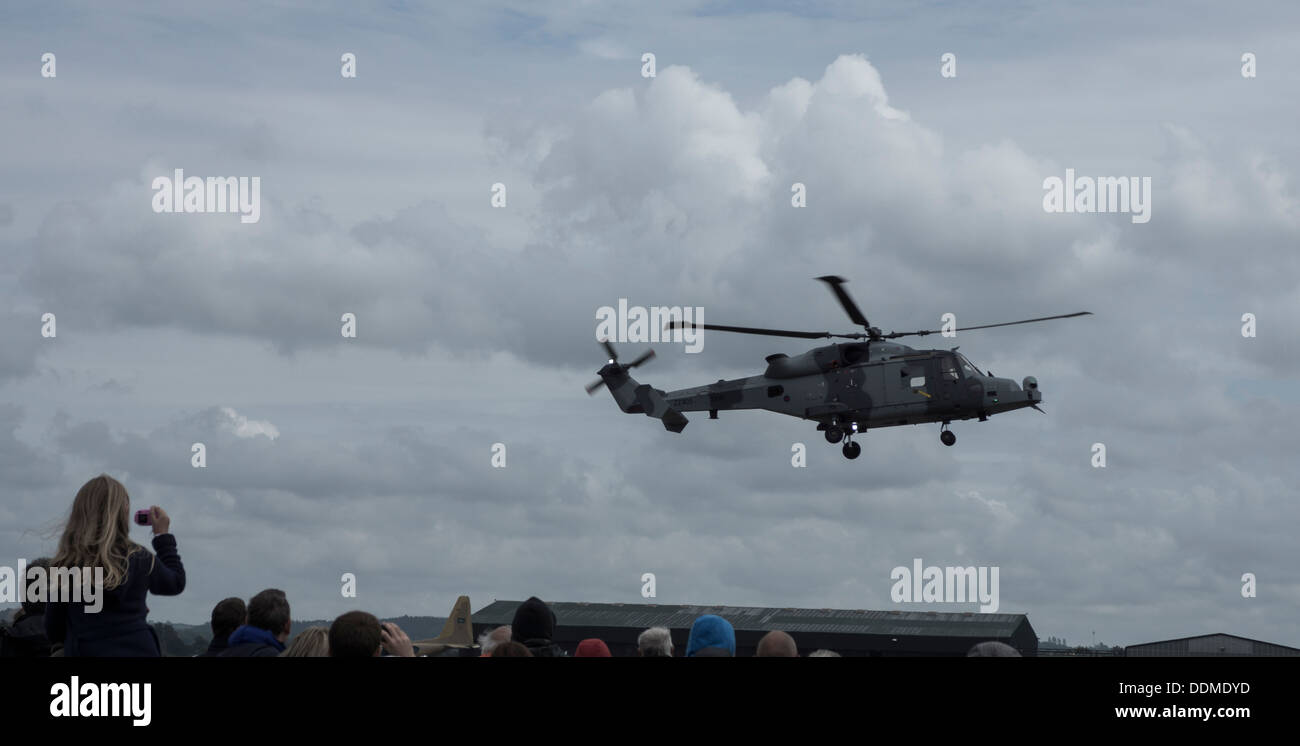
xmin=2 ymin=0 xmax=1297 ymax=649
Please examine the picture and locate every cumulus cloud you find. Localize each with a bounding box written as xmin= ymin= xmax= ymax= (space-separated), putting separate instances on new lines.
xmin=219 ymin=407 xmax=279 ymax=440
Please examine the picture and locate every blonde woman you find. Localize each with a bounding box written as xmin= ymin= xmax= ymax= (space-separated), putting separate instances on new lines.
xmin=281 ymin=626 xmax=330 ymax=657
xmin=45 ymin=475 xmax=186 ymax=656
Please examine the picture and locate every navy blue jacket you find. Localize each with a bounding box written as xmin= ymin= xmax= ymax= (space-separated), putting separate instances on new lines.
xmin=45 ymin=534 xmax=186 ymax=656
xmin=218 ymin=625 xmax=286 ymax=657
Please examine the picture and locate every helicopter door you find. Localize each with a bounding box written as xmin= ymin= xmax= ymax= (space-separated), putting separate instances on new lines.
xmin=884 ymin=361 xmax=915 ymax=407
xmin=933 ymin=354 xmax=962 ymax=411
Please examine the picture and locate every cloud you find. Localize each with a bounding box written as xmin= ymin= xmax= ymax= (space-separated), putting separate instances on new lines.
xmin=219 ymin=407 xmax=279 ymax=440
xmin=13 ymin=52 xmax=1297 ymax=379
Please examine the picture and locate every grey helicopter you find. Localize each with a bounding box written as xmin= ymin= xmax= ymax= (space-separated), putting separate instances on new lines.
xmin=587 ymin=276 xmax=1090 ymax=459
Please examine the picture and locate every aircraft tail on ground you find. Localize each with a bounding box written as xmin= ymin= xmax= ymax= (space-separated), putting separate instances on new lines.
xmin=411 ymin=595 xmax=475 ymax=655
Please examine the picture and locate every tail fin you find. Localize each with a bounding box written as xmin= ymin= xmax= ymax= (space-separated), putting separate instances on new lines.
xmin=435 ymin=595 xmax=474 ymax=646
xmin=411 ymin=595 xmax=475 ymax=655
xmin=602 ymin=368 xmax=689 ymax=433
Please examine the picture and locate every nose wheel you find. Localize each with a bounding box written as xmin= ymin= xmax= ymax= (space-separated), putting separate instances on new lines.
xmin=940 ymin=424 xmax=956 ymax=447
xmin=842 ymin=440 xmax=861 ymax=459
xmin=825 ymin=426 xmax=844 ymax=444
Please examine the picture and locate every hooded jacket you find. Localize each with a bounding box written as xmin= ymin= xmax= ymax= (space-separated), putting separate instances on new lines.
xmin=218 ymin=625 xmax=286 ymax=657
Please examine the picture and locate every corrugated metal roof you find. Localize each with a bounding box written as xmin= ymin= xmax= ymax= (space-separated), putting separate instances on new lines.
xmin=474 ymin=601 xmax=1027 ymax=638
xmin=1126 ymin=633 xmax=1300 ymax=656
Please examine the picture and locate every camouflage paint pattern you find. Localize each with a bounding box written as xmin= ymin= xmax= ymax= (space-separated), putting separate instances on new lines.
xmin=599 ymin=340 xmax=1041 ymax=435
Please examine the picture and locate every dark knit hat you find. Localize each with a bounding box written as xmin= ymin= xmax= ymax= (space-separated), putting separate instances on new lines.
xmin=511 ymin=596 xmax=556 ymax=642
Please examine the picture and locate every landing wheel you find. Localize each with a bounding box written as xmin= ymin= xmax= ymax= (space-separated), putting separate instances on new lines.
xmin=825 ymin=426 xmax=844 ymax=444
xmin=842 ymin=440 xmax=861 ymax=459
xmin=940 ymin=430 xmax=956 ymax=447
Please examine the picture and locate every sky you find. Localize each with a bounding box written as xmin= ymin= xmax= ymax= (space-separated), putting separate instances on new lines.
xmin=1 ymin=0 xmax=1297 ymax=649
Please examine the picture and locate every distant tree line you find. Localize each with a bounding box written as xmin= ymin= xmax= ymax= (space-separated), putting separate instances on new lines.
xmin=154 ymin=623 xmax=209 ymax=657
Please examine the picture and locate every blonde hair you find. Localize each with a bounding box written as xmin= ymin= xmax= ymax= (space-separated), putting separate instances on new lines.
xmin=51 ymin=475 xmax=150 ymax=592
xmin=281 ymin=626 xmax=330 ymax=657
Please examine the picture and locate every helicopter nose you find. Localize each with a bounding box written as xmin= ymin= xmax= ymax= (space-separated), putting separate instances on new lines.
xmin=1021 ymin=376 xmax=1041 ymax=404
xmin=982 ymin=375 xmax=1038 ymax=408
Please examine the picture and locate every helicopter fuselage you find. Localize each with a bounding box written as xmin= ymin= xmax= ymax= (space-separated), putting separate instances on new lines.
xmin=659 ymin=341 xmax=1041 ymax=432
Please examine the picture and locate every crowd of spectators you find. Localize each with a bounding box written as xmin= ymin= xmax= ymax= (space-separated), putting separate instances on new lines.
xmin=1 ymin=475 xmax=1021 ymax=658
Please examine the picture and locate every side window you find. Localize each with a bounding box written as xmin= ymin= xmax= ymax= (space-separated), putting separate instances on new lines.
xmin=941 ymin=356 xmax=959 ymax=381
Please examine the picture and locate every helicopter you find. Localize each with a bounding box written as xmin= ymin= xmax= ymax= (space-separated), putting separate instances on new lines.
xmin=586 ymin=276 xmax=1090 ymax=459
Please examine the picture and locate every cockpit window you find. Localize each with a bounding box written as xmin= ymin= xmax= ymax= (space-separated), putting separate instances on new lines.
xmin=957 ymin=354 xmax=981 ymax=378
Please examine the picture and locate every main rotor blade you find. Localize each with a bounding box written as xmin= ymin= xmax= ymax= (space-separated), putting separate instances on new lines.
xmin=585 ymin=378 xmax=607 ymax=395
xmin=627 ymin=349 xmax=656 ymax=368
xmin=665 ymin=321 xmax=857 ymax=340
xmin=882 ymin=311 xmax=1093 ymax=338
xmin=600 ymin=339 xmax=618 ymax=362
xmin=816 ymin=275 xmax=870 ymax=328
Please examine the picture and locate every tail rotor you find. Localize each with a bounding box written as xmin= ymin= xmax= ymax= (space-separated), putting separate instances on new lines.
xmin=586 ymin=340 xmax=656 ymax=395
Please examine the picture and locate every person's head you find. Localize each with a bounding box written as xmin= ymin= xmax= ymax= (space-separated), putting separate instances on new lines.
xmin=576 ymin=638 xmax=611 ymax=657
xmin=755 ymin=630 xmax=798 ymax=657
xmin=490 ymin=641 xmax=532 ymax=657
xmin=686 ymin=615 xmax=735 ymax=657
xmin=966 ymin=641 xmax=1021 ymax=657
xmin=808 ymin=649 xmax=841 ymax=657
xmin=248 ymin=589 xmax=291 ymax=642
xmin=329 ymin=611 xmax=383 ymax=657
xmin=210 ymin=597 xmax=247 ymax=642
xmin=281 ymin=626 xmax=330 ymax=657
xmin=478 ymin=625 xmax=512 ymax=656
xmin=21 ymin=558 xmax=51 ymax=616
xmin=52 ymin=475 xmax=145 ymax=590
xmin=637 ymin=626 xmax=674 ymax=657
xmin=510 ymin=597 xmax=556 ymax=643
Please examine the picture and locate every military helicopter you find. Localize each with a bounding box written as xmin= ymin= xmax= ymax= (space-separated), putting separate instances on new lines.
xmin=586 ymin=276 xmax=1089 ymax=459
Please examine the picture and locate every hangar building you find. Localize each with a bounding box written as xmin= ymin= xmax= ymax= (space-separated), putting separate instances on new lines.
xmin=1125 ymin=633 xmax=1300 ymax=657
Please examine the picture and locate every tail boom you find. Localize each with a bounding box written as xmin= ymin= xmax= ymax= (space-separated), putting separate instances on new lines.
xmin=600 ymin=367 xmax=689 ymax=433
